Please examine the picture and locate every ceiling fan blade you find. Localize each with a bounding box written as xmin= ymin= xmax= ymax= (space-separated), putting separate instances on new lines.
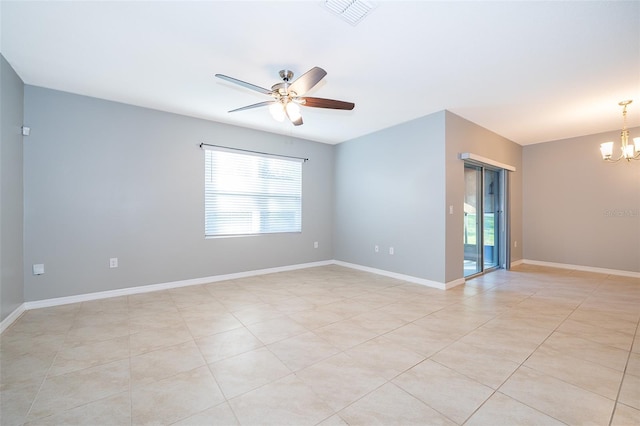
xmin=288 ymin=67 xmax=327 ymax=96
xmin=215 ymin=74 xmax=273 ymax=95
xmin=301 ymin=97 xmax=355 ymax=110
xmin=228 ymin=101 xmax=275 ymax=113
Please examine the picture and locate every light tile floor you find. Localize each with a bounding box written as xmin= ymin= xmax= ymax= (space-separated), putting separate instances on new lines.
xmin=1 ymin=264 xmax=639 ymax=425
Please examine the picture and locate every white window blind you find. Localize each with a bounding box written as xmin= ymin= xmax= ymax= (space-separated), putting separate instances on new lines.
xmin=204 ymin=148 xmax=302 ymax=237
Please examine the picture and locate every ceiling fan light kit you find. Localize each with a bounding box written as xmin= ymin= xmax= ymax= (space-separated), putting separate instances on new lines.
xmin=215 ymin=66 xmax=354 ymax=126
xmin=600 ymin=100 xmax=640 ymax=162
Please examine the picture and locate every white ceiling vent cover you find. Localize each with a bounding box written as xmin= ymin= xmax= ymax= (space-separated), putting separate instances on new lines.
xmin=323 ymin=0 xmax=376 ymax=26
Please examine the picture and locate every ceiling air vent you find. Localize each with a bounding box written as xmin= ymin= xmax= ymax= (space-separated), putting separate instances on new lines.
xmin=323 ymin=0 xmax=377 ymax=26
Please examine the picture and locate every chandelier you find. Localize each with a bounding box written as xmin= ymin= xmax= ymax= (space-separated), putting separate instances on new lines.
xmin=600 ymin=100 xmax=640 ymax=162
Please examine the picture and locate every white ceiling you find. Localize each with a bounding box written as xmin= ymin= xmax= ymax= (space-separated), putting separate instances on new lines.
xmin=1 ymin=0 xmax=639 ymax=145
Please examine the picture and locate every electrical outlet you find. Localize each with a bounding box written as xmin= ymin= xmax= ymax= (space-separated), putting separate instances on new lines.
xmin=109 ymin=258 xmax=118 ymax=268
xmin=514 ymin=241 xmax=518 ymax=248
xmin=389 ymin=247 xmax=394 ymax=255
xmin=32 ymin=264 xmax=44 ymax=275
xmin=314 ymin=241 xmax=319 ymax=249
xmin=374 ymin=245 xmax=379 ymax=253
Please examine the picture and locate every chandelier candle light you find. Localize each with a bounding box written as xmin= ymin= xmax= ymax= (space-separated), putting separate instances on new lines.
xmin=600 ymin=100 xmax=640 ymax=162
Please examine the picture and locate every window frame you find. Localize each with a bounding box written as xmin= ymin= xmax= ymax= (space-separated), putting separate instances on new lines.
xmin=204 ymin=147 xmax=303 ymax=238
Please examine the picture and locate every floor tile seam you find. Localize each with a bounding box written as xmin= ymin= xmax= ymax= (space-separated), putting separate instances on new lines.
xmin=388 ymin=376 xmax=463 ymax=425
xmin=21 ymin=319 xmax=80 ymax=423
xmin=464 ymin=390 xmax=571 ymax=426
xmin=129 ymin=316 xmax=213 ymax=389
xmin=491 ymin=374 xmax=590 ymax=426
xmin=10 ymin=369 xmax=49 ymax=425
xmin=401 ymin=304 xmax=502 ymax=360
xmin=513 ymin=276 xmax=598 ymax=368
xmin=457 ymin=384 xmax=501 ymax=425
xmin=192 ymin=324 xmax=266 ymax=366
xmin=223 ymin=371 xmax=330 ymax=418
xmin=485 ymin=289 xmax=592 ymax=423
xmin=246 ymin=324 xmax=310 ymax=347
xmin=338 ymin=342 xmax=426 ymax=384
xmin=313 ymin=411 xmax=346 ymax=426
xmin=303 ymin=370 xmax=393 ymax=422
xmin=194 ymin=362 xmax=232 ymax=413
xmin=129 ymin=340 xmax=206 ymax=372
xmin=545 ymin=331 xmax=632 ymax=373
xmin=46 ymin=350 xmax=132 ymax=380
xmin=562 ymin=317 xmax=639 ymax=339
xmin=520 ymin=359 xmax=621 ymax=402
xmin=230 ymin=309 xmax=288 ymax=328
xmin=164 ymin=398 xmax=235 ymax=426
xmin=23 ymin=387 xmax=132 ymax=424
xmin=428 ymin=357 xmax=501 ymax=393
xmin=608 ymin=315 xmax=640 ymax=425
xmin=283 ymin=312 xmax=343 ymax=331
xmin=333 ymin=380 xmax=451 ymax=425
xmin=129 ymin=335 xmax=195 ymax=358
xmin=529 ymin=341 xmax=630 ymax=373
xmin=263 ymin=340 xmax=339 ymax=374
xmin=613 ymin=400 xmax=640 ymax=413
xmin=564 ymin=316 xmax=640 ymax=334
xmin=204 ymin=345 xmax=294 ymax=386
xmin=555 ymin=331 xmax=635 ymax=353
xmin=200 ymin=340 xmax=268 ymax=366
xmin=26 ymin=366 xmax=130 ymax=423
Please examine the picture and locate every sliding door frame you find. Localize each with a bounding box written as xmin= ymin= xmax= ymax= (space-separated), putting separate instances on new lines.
xmin=463 ymin=161 xmax=511 ymax=278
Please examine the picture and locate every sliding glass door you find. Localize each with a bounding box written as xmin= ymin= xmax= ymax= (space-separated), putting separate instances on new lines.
xmin=464 ymin=164 xmax=503 ymax=277
xmin=483 ymin=168 xmax=500 ymax=269
xmin=464 ymin=165 xmax=482 ymax=276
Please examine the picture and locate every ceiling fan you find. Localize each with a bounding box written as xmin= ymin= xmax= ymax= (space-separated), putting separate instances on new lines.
xmin=215 ymin=67 xmax=355 ymax=126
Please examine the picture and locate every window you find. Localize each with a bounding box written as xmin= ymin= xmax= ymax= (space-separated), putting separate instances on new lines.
xmin=204 ymin=148 xmax=302 ymax=237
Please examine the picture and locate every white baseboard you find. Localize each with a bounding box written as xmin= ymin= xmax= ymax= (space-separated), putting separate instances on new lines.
xmin=8 ymin=256 xmax=634 ymax=334
xmin=0 ymin=303 xmax=26 ymax=334
xmin=510 ymin=259 xmax=524 ymax=268
xmin=1 ymin=258 xmax=478 ymax=332
xmin=23 ymin=260 xmax=334 ymax=311
xmin=521 ymin=259 xmax=640 ymax=278
xmin=333 ymin=260 xmax=463 ymax=290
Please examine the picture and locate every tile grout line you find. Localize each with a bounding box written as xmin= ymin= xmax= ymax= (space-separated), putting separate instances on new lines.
xmin=21 ymin=306 xmax=79 ymax=425
xmin=608 ymin=306 xmax=640 ymax=426
xmin=459 ymin=276 xmax=602 ymax=425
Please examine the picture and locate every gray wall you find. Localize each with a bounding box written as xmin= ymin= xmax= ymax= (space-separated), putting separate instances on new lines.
xmin=523 ymin=129 xmax=640 ymax=273
xmin=11 ymin=78 xmax=633 ymax=310
xmin=445 ymin=111 xmax=523 ymax=282
xmin=23 ymin=86 xmax=334 ymax=301
xmin=334 ymin=112 xmax=448 ymax=282
xmin=1 ymin=55 xmax=25 ymax=321
xmin=334 ymin=110 xmax=522 ymax=285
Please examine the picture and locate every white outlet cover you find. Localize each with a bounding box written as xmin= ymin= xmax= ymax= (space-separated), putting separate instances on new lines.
xmin=33 ymin=263 xmax=44 ymax=275
xmin=109 ymin=258 xmax=118 ymax=268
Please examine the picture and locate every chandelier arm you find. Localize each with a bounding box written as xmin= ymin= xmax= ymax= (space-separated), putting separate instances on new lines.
xmin=601 ymin=100 xmax=639 ymax=163
xmin=604 ymin=157 xmax=624 ymax=163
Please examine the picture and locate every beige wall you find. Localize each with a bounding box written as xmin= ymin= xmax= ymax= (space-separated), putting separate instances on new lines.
xmin=523 ymin=128 xmax=640 ymax=273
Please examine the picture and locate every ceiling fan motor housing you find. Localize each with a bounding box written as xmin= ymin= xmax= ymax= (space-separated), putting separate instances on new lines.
xmin=279 ymin=70 xmax=294 ymax=82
